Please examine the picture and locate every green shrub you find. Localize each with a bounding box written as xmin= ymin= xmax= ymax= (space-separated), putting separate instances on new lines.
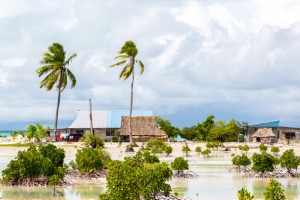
xmin=259 ymin=143 xmax=267 ymax=152
xmin=271 ymin=146 xmax=280 ymax=156
xmin=1 ymin=144 xmax=67 ymax=185
xmin=112 ymin=136 xmax=119 ymax=143
xmin=145 ymin=140 xmax=167 ymax=154
xmin=171 ymin=157 xmax=189 ymax=172
xmin=251 ymin=152 xmax=277 ymax=173
xmin=201 ymin=149 xmax=211 ymax=158
xmin=81 ymin=132 xmax=104 ymax=148
xmin=232 ymin=153 xmax=251 ymax=171
xmin=238 ymin=144 xmax=249 ymax=153
xmin=264 ymin=178 xmax=286 ymax=200
xmin=164 ymin=145 xmax=172 ymax=156
xmin=71 ymin=147 xmax=110 ymax=172
xmin=142 ymin=151 xmax=160 ymax=163
xmin=237 ymin=188 xmax=254 ymax=200
xmin=182 ymin=146 xmax=191 ymax=157
xmin=98 ymin=151 xmax=172 ymax=200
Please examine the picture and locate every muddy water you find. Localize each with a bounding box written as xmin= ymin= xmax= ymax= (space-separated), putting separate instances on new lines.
xmin=0 ymin=152 xmax=299 ymax=200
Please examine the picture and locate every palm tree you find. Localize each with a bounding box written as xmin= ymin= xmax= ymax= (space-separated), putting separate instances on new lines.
xmin=36 ymin=43 xmax=77 ymax=141
xmin=110 ymin=41 xmax=145 ymax=145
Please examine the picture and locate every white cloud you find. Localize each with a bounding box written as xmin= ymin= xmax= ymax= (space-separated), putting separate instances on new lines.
xmin=1 ymin=0 xmax=300 ymax=128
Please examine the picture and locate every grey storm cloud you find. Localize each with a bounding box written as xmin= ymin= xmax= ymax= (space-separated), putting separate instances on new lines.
xmin=1 ymin=0 xmax=300 ymax=129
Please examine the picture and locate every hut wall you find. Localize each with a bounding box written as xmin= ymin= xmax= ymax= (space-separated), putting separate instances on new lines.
xmin=132 ymin=135 xmax=168 ymax=142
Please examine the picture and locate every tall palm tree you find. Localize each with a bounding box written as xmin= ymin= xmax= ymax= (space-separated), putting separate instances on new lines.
xmin=110 ymin=41 xmax=145 ymax=145
xmin=36 ymin=43 xmax=77 ymax=141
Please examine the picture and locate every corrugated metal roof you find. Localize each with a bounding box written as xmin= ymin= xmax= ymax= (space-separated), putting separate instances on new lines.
xmin=68 ymin=110 xmax=153 ymax=129
xmin=248 ymin=120 xmax=280 ymax=128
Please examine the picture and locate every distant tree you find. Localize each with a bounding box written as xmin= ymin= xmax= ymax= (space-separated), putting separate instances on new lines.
xmin=201 ymin=115 xmax=215 ymax=141
xmin=36 ymin=43 xmax=77 ymax=140
xmin=271 ymin=146 xmax=280 ymax=156
xmin=110 ymin=41 xmax=144 ymax=145
xmin=182 ymin=145 xmax=191 ymax=157
xmin=26 ymin=123 xmax=50 ymax=143
xmin=264 ymin=178 xmax=286 ymax=200
xmin=195 ymin=146 xmax=201 ymax=157
xmin=157 ymin=116 xmax=181 ymax=140
xmin=280 ymin=149 xmax=300 ymax=177
xmin=239 ymin=144 xmax=250 ymax=154
xmin=164 ymin=145 xmax=173 ymax=156
xmin=259 ymin=143 xmax=267 ymax=152
xmin=145 ymin=140 xmax=167 ymax=154
xmin=208 ymin=119 xmax=240 ymax=142
xmin=201 ymin=149 xmax=211 ymax=159
xmin=10 ymin=130 xmax=20 ymax=141
xmin=232 ymin=153 xmax=251 ymax=172
xmin=180 ymin=127 xmax=197 ymax=140
xmin=171 ymin=157 xmax=189 ymax=173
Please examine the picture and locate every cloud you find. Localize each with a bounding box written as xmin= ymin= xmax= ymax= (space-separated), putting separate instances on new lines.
xmin=1 ymin=0 xmax=300 ymax=129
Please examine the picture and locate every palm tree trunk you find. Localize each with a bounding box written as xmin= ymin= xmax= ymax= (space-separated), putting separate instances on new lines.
xmin=54 ymin=72 xmax=63 ymax=142
xmin=129 ymin=66 xmax=134 ymax=145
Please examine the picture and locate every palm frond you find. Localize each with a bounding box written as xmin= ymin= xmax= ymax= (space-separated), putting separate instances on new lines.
xmin=119 ymin=64 xmax=129 ymax=80
xmin=64 ymin=53 xmax=77 ymax=66
xmin=66 ymin=68 xmax=76 ymax=88
xmin=46 ymin=70 xmax=61 ymax=91
xmin=36 ymin=65 xmax=55 ymax=77
xmin=121 ymin=63 xmax=133 ymax=80
xmin=59 ymin=72 xmax=67 ymax=93
xmin=115 ymin=53 xmax=130 ymax=60
xmin=39 ymin=70 xmax=59 ymax=90
xmin=138 ymin=60 xmax=145 ymax=75
xmin=110 ymin=60 xmax=126 ymax=68
xmin=49 ymin=43 xmax=65 ymax=62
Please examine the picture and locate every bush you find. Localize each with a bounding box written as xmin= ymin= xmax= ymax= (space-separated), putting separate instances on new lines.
xmin=271 ymin=146 xmax=280 ymax=156
xmin=146 ymin=140 xmax=167 ymax=154
xmin=81 ymin=132 xmax=104 ymax=148
xmin=237 ymin=188 xmax=254 ymax=200
xmin=142 ymin=151 xmax=160 ymax=163
xmin=201 ymin=149 xmax=211 ymax=158
xmin=238 ymin=144 xmax=249 ymax=153
xmin=98 ymin=151 xmax=172 ymax=200
xmin=164 ymin=145 xmax=172 ymax=156
xmin=259 ymin=143 xmax=267 ymax=152
xmin=1 ymin=144 xmax=67 ymax=185
xmin=71 ymin=147 xmax=111 ymax=172
xmin=264 ymin=178 xmax=286 ymax=200
xmin=171 ymin=157 xmax=189 ymax=172
xmin=232 ymin=153 xmax=251 ymax=171
xmin=112 ymin=136 xmax=119 ymax=143
xmin=182 ymin=146 xmax=191 ymax=157
xmin=251 ymin=152 xmax=277 ymax=173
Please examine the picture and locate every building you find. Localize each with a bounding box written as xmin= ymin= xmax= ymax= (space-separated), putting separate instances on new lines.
xmin=119 ymin=116 xmax=168 ymax=142
xmin=247 ymin=120 xmax=300 ymax=143
xmin=68 ymin=110 xmax=153 ymax=141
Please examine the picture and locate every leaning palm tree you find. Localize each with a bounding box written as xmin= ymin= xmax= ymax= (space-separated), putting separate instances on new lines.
xmin=36 ymin=43 xmax=77 ymax=141
xmin=110 ymin=41 xmax=144 ymax=145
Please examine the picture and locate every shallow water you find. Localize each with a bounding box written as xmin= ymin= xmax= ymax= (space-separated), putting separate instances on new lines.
xmin=0 ymin=152 xmax=299 ymax=199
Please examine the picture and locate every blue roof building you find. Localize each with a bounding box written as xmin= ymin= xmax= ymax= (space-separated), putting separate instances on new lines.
xmin=68 ymin=110 xmax=153 ymax=141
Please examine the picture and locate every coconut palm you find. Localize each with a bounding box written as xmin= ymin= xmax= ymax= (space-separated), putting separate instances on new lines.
xmin=110 ymin=41 xmax=145 ymax=145
xmin=36 ymin=43 xmax=77 ymax=141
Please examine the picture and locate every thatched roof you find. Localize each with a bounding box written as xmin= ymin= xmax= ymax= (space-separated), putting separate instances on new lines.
xmin=119 ymin=116 xmax=167 ymax=137
xmin=251 ymin=128 xmax=275 ymax=138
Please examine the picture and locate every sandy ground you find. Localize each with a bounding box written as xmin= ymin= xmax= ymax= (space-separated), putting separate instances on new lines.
xmin=1 ymin=140 xmax=300 ymax=160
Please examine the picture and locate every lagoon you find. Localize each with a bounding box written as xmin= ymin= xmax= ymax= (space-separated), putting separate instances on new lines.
xmin=0 ymin=151 xmax=299 ymax=199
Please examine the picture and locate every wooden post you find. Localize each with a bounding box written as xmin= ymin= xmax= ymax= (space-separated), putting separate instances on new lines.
xmin=89 ymin=99 xmax=93 ymax=135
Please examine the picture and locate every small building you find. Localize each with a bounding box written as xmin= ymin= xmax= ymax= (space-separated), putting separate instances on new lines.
xmin=119 ymin=116 xmax=168 ymax=142
xmin=247 ymin=120 xmax=300 ymax=143
xmin=251 ymin=128 xmax=276 ymax=143
xmin=68 ymin=110 xmax=153 ymax=141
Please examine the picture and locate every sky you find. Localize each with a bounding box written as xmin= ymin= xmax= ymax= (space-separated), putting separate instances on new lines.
xmin=1 ymin=0 xmax=300 ymax=130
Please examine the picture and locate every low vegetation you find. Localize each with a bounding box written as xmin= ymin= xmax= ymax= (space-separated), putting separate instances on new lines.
xmin=80 ymin=132 xmax=104 ymax=148
xmin=171 ymin=157 xmax=198 ymax=179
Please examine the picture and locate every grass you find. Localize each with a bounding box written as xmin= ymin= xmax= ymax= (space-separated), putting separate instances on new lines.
xmin=0 ymin=143 xmax=32 ymax=147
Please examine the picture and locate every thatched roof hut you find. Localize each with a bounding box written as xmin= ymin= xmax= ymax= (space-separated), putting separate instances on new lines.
xmin=251 ymin=128 xmax=275 ymax=138
xmin=119 ymin=116 xmax=168 ymax=142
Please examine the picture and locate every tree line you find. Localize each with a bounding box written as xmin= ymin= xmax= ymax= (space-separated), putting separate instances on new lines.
xmin=157 ymin=115 xmax=247 ymax=142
